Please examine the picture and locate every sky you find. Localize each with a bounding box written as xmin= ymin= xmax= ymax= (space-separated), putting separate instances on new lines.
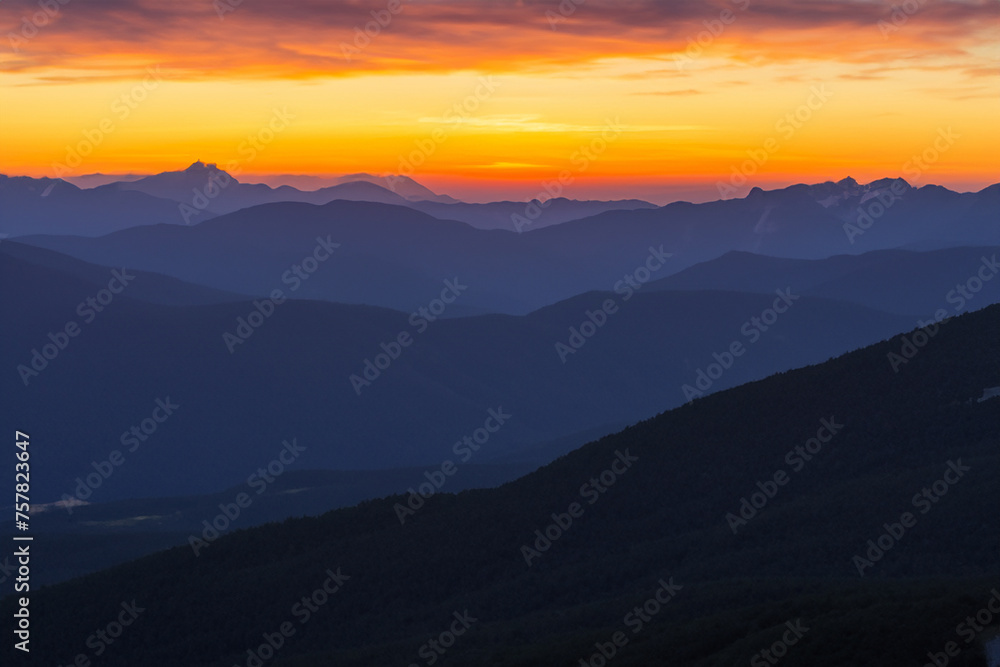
xmin=1 ymin=0 xmax=997 ymax=203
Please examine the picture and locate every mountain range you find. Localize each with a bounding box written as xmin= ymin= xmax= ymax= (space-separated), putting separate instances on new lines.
xmin=3 ymin=239 xmax=921 ymax=504
xmin=5 ymin=165 xmax=997 ymax=244
xmin=2 ymin=169 xmax=998 ymax=665
xmin=4 ymin=302 xmax=996 ymax=666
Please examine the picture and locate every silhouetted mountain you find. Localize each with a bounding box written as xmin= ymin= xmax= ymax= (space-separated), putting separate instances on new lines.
xmin=19 ymin=190 xmax=1000 ymax=314
xmin=1 ymin=464 xmax=533 ymax=585
xmin=106 ymin=161 xmax=247 ymax=207
xmin=802 ymin=178 xmax=1000 ymax=250
xmin=329 ymin=172 xmax=459 ymax=203
xmin=0 ymin=241 xmax=246 ymax=305
xmin=0 ymin=425 xmax=618 ymax=588
xmin=4 ymin=305 xmax=996 ymax=666
xmin=64 ymin=172 xmax=146 ymax=188
xmin=525 ymin=180 xmax=999 ymax=263
xmin=10 ymin=170 xmax=994 ymax=251
xmin=19 ymin=200 xmax=541 ymax=313
xmin=102 ymin=161 xmax=420 ymax=218
xmin=2 ymin=249 xmax=912 ymax=504
xmin=649 ymin=247 xmax=1000 ymax=317
xmin=408 ymin=196 xmax=659 ymax=230
xmin=108 ymin=163 xmax=654 ymax=228
xmin=0 ymin=174 xmax=205 ymax=237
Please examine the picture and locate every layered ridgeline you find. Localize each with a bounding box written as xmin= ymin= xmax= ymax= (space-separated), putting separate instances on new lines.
xmin=4 ymin=240 xmax=998 ymax=587
xmin=0 ymin=465 xmax=536 ymax=587
xmin=2 ymin=305 xmax=997 ymax=666
xmin=14 ymin=188 xmax=1000 ymax=314
xmin=1 ymin=240 xmax=919 ymax=504
xmin=5 ymin=167 xmax=998 ymax=244
xmin=0 ymin=162 xmax=656 ymax=236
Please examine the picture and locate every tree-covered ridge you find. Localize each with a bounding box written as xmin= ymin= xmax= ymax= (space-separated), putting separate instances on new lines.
xmin=3 ymin=305 xmax=998 ymax=666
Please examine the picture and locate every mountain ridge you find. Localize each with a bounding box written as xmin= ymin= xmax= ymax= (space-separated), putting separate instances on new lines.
xmin=3 ymin=303 xmax=997 ymax=666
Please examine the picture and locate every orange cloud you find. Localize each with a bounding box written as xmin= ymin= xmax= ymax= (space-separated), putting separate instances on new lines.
xmin=1 ymin=0 xmax=996 ymax=80
xmin=0 ymin=0 xmax=996 ymax=196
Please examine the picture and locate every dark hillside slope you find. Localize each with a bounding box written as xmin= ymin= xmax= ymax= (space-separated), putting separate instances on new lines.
xmin=2 ymin=250 xmax=913 ymax=503
xmin=4 ymin=306 xmax=998 ymax=666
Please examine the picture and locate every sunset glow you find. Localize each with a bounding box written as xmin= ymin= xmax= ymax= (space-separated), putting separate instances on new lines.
xmin=2 ymin=0 xmax=997 ymax=201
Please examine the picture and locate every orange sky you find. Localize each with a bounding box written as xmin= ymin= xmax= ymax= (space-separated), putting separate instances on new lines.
xmin=1 ymin=0 xmax=997 ymax=202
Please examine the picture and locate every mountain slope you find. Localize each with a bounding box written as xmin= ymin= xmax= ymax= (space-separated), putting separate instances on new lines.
xmin=0 ymin=240 xmax=247 ymax=305
xmin=0 ymin=174 xmax=209 ymax=237
xmin=18 ymin=181 xmax=998 ymax=314
xmin=408 ymin=196 xmax=659 ymax=231
xmin=1 ymin=464 xmax=534 ymax=586
xmin=106 ymin=162 xmax=656 ymax=228
xmin=525 ymin=180 xmax=1000 ymax=263
xmin=648 ymin=247 xmax=1000 ymax=317
xmin=327 ymin=172 xmax=458 ymax=203
xmin=101 ymin=162 xmax=656 ymax=228
xmin=106 ymin=161 xmax=416 ymax=215
xmin=2 ymin=249 xmax=914 ymax=503
xmin=4 ymin=305 xmax=997 ymax=666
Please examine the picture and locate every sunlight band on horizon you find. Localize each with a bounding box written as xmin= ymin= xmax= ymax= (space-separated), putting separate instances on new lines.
xmin=1 ymin=0 xmax=996 ymax=201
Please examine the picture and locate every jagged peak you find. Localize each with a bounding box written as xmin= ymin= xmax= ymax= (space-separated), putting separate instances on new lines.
xmin=185 ymin=161 xmax=220 ymax=172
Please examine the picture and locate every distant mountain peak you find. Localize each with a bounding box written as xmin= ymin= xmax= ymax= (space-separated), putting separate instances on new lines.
xmin=867 ymin=176 xmax=911 ymax=192
xmin=837 ymin=176 xmax=858 ymax=187
xmin=185 ymin=161 xmax=222 ymax=172
xmin=329 ymin=172 xmax=458 ymax=204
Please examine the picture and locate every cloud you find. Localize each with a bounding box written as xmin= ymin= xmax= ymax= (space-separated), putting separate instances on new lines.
xmin=469 ymin=161 xmax=553 ymax=169
xmin=837 ymin=73 xmax=887 ymax=81
xmin=0 ymin=0 xmax=997 ymax=81
xmin=411 ymin=114 xmax=707 ymax=132
xmin=634 ymin=88 xmax=704 ymax=96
